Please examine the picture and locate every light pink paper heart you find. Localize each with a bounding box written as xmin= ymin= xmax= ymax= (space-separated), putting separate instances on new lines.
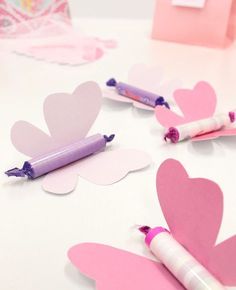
xmin=68 ymin=159 xmax=236 ymax=288
xmin=42 ymin=149 xmax=151 ymax=194
xmin=104 ymin=63 xmax=181 ymax=111
xmin=10 ymin=81 xmax=151 ymax=194
xmin=155 ymin=81 xmax=217 ymax=128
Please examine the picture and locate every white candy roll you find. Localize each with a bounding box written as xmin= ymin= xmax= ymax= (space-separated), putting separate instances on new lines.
xmin=164 ymin=111 xmax=235 ymax=143
xmin=139 ymin=226 xmax=225 ymax=290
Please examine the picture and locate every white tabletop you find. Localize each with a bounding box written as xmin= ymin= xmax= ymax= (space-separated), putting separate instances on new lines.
xmin=1 ymin=18 xmax=236 ymax=290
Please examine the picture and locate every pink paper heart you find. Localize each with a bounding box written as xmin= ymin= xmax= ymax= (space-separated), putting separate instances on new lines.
xmin=68 ymin=243 xmax=184 ymax=290
xmin=155 ymin=81 xmax=217 ymax=127
xmin=42 ymin=149 xmax=151 ymax=194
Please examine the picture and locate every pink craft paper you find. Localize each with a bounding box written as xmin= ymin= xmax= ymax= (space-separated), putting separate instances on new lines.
xmin=68 ymin=159 xmax=236 ymax=288
xmin=192 ymin=128 xmax=236 ymax=141
xmin=68 ymin=243 xmax=184 ymax=290
xmin=10 ymin=81 xmax=151 ymax=195
xmin=13 ymin=26 xmax=116 ymax=65
xmin=42 ymin=149 xmax=151 ymax=194
xmin=152 ymin=0 xmax=236 ymax=47
xmin=155 ymin=81 xmax=217 ymax=128
xmin=104 ymin=63 xmax=181 ymax=111
xmin=0 ymin=0 xmax=70 ymax=37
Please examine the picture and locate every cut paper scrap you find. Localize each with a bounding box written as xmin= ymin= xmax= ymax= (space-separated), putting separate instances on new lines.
xmin=156 ymin=81 xmax=236 ymax=141
xmin=10 ymin=81 xmax=151 ymax=195
xmin=103 ymin=63 xmax=181 ymax=111
xmin=0 ymin=17 xmax=116 ymax=65
xmin=68 ymin=159 xmax=236 ymax=289
xmin=14 ymin=34 xmax=115 ymax=65
xmin=0 ymin=0 xmax=70 ymax=36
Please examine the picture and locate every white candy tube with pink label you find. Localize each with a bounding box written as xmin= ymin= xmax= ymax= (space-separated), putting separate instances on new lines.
xmin=139 ymin=226 xmax=225 ymax=290
xmin=164 ymin=111 xmax=235 ymax=143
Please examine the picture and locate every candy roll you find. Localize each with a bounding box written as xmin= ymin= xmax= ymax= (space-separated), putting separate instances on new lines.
xmin=164 ymin=112 xmax=235 ymax=143
xmin=5 ymin=134 xmax=115 ymax=179
xmin=106 ymin=78 xmax=170 ymax=108
xmin=139 ymin=226 xmax=225 ymax=290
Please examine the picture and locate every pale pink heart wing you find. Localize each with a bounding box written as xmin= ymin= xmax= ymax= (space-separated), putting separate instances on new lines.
xmin=11 ymin=82 xmax=102 ymax=157
xmin=129 ymin=64 xmax=181 ymax=100
xmin=42 ymin=165 xmax=78 ymax=195
xmin=156 ymin=79 xmax=182 ymax=100
xmin=128 ymin=63 xmax=164 ymax=92
xmin=68 ymin=243 xmax=184 ymax=290
xmin=207 ymin=236 xmax=236 ymax=286
xmin=103 ymin=88 xmax=133 ymax=103
xmin=192 ymin=128 xmax=236 ymax=141
xmin=156 ymin=159 xmax=223 ymax=265
xmin=42 ymin=149 xmax=152 ymax=194
xmin=132 ymin=102 xmax=154 ymax=111
xmin=44 ymin=81 xmax=102 ymax=145
xmin=156 ymin=82 xmax=217 ymax=127
xmin=11 ymin=121 xmax=58 ymax=157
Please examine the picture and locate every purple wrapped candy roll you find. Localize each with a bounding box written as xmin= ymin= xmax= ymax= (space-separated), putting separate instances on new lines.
xmin=106 ymin=78 xmax=170 ymax=109
xmin=5 ymin=134 xmax=115 ymax=179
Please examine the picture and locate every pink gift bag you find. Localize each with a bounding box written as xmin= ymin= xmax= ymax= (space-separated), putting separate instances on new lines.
xmin=152 ymin=0 xmax=236 ymax=47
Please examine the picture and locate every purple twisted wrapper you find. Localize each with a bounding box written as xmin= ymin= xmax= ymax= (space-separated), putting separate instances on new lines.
xmin=164 ymin=127 xmax=180 ymax=143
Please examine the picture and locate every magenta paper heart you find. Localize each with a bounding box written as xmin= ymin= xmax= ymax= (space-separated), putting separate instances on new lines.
xmin=10 ymin=81 xmax=151 ymax=194
xmin=104 ymin=63 xmax=181 ymax=111
xmin=68 ymin=159 xmax=236 ymax=289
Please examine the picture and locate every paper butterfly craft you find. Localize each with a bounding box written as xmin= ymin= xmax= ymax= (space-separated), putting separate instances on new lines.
xmin=68 ymin=159 xmax=236 ymax=289
xmin=155 ymin=81 xmax=236 ymax=141
xmin=0 ymin=0 xmax=70 ymax=36
xmin=0 ymin=17 xmax=116 ymax=65
xmin=103 ymin=63 xmax=181 ymax=111
xmin=10 ymin=81 xmax=151 ymax=194
xmin=14 ymin=31 xmax=116 ymax=65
